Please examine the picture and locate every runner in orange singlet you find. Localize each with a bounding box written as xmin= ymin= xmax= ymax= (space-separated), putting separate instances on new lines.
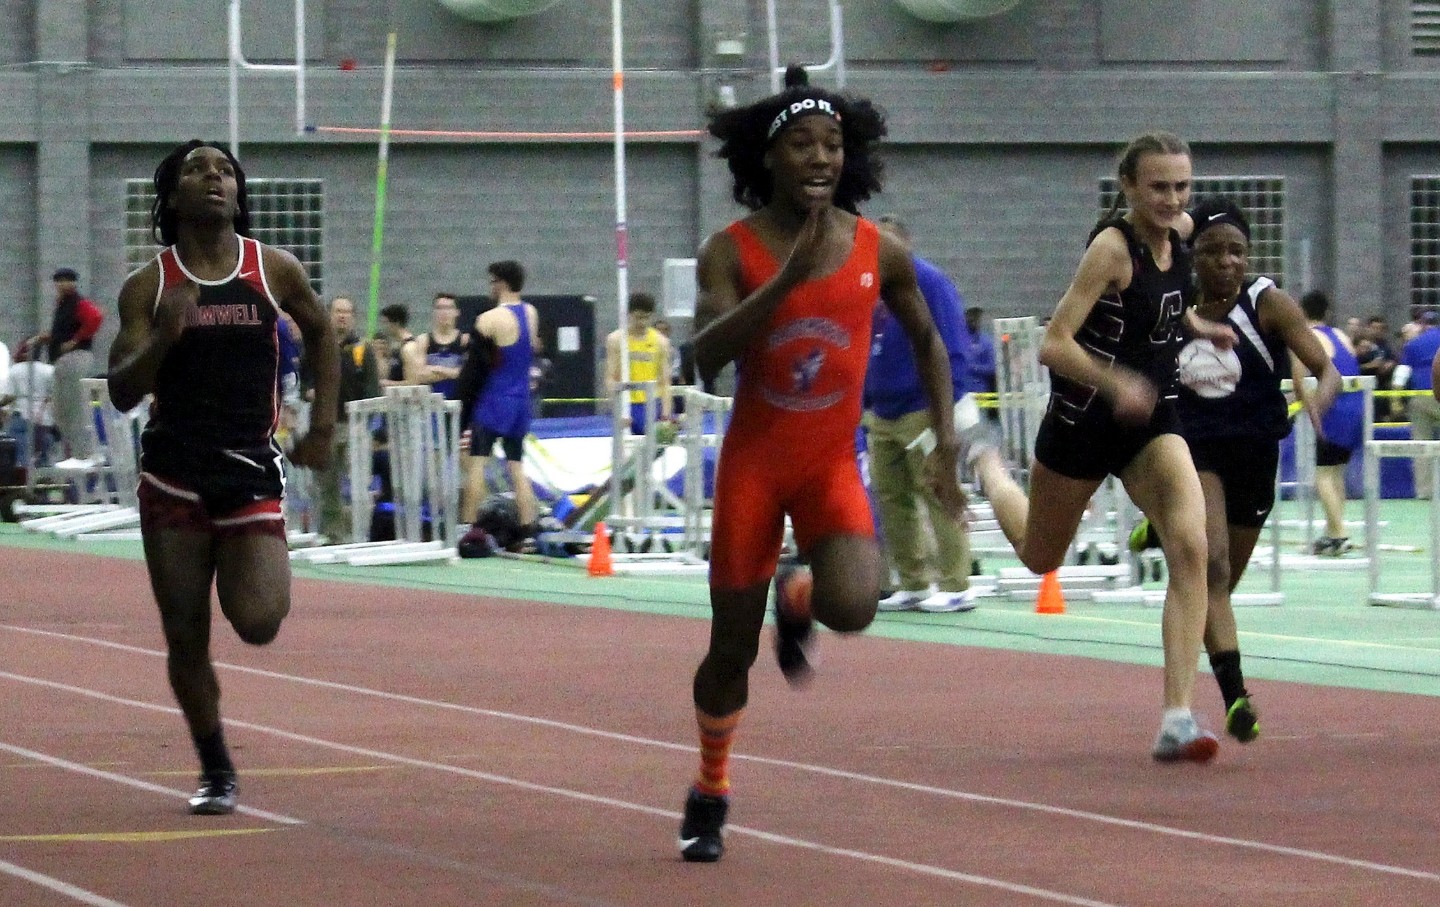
xmin=675 ymin=67 xmax=966 ymax=863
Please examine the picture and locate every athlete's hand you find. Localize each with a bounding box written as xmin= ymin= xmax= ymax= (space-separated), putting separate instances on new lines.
xmin=153 ymin=280 xmax=199 ymax=347
xmin=925 ymin=441 xmax=968 ymax=521
xmin=288 ymin=423 xmax=334 ymax=470
xmin=1108 ymin=370 xmax=1158 ymax=426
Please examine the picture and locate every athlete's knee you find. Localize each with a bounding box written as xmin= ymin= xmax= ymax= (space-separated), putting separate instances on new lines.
xmin=817 ymin=594 xmax=876 ymax=634
xmin=1017 ymin=549 xmax=1066 ymax=576
xmin=701 ymin=634 xmax=760 ymax=679
xmin=230 ymin=602 xmax=289 ymax=646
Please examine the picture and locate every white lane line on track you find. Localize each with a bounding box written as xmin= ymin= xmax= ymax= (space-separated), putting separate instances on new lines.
xmin=0 ymin=858 xmax=134 ymax=907
xmin=0 ymin=670 xmax=1122 ymax=907
xmin=6 ymin=624 xmax=1440 ymax=884
xmin=0 ymin=740 xmax=305 ymax=827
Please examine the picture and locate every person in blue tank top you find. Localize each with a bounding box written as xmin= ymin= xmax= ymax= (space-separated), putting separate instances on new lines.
xmin=969 ymin=132 xmax=1238 ymax=763
xmin=1297 ymin=290 xmax=1365 ymax=554
xmin=462 ymin=260 xmax=541 ymax=531
xmin=1175 ymin=197 xmax=1340 ymax=745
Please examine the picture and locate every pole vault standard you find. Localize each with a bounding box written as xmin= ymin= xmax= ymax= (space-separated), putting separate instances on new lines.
xmin=607 ymin=0 xmax=634 ymax=520
xmin=227 ymin=0 xmax=307 ymax=158
xmin=365 ymin=32 xmax=398 ymax=340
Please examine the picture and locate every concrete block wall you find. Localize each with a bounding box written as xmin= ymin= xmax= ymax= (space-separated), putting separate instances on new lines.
xmin=2 ymin=0 xmax=1439 ymax=379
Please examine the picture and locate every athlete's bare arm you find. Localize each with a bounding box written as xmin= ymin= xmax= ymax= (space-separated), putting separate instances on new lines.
xmin=108 ymin=261 xmax=190 ymax=413
xmin=264 ymin=246 xmax=337 ymax=469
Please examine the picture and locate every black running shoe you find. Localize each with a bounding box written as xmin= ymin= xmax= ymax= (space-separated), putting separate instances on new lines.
xmin=188 ymin=770 xmax=237 ymax=815
xmin=1225 ymin=696 xmax=1261 ymax=743
xmin=678 ymin=788 xmax=728 ymax=863
xmin=772 ymin=564 xmax=815 ymax=687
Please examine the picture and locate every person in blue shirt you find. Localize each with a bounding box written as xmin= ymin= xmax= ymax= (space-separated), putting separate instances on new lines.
xmin=864 ymin=215 xmax=976 ymax=613
xmin=1400 ymin=311 xmax=1440 ymax=498
xmin=964 ymin=306 xmax=997 ymax=413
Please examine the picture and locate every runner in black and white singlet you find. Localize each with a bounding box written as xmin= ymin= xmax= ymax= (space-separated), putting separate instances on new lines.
xmin=108 ymin=141 xmax=339 ymax=818
xmin=1175 ymin=196 xmax=1340 ymax=747
xmin=969 ymin=133 xmax=1238 ymax=764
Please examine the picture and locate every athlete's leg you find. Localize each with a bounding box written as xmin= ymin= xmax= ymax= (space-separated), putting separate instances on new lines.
xmin=972 ymin=449 xmax=1098 ymax=574
xmin=1120 ymin=435 xmax=1207 ymax=712
xmin=1197 ymin=471 xmax=1236 ymax=655
xmin=143 ymin=528 xmax=220 ymax=736
xmin=214 ymin=531 xmax=292 ymax=646
xmin=807 ymin=533 xmax=884 ymax=633
xmin=460 ymin=451 xmax=484 ymax=525
xmin=693 ymin=583 xmax=770 ymax=717
xmin=504 ymin=440 xmax=538 ymax=528
xmin=1314 ymin=463 xmax=1348 ymax=539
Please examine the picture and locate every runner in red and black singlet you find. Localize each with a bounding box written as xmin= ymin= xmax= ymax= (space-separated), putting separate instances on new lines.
xmin=140 ymin=235 xmax=285 ymax=519
xmin=108 ymin=141 xmax=339 ymax=818
xmin=675 ymin=66 xmax=965 ymax=864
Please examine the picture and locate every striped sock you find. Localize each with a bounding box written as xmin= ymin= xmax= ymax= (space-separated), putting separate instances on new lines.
xmin=693 ymin=708 xmax=743 ymax=798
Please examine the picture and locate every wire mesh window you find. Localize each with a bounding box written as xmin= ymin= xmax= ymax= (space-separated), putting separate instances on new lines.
xmin=1099 ymin=176 xmax=1286 ymax=286
xmin=124 ymin=179 xmax=324 ymax=293
xmin=1411 ymin=176 xmax=1440 ymax=309
xmin=1415 ymin=1 xmax=1440 ymax=54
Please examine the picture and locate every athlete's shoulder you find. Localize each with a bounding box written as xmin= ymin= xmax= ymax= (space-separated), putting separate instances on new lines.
xmin=118 ymin=257 xmax=162 ymax=310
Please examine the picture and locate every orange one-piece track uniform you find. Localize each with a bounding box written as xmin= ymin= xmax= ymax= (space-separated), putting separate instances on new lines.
xmin=708 ymin=216 xmax=882 ymax=591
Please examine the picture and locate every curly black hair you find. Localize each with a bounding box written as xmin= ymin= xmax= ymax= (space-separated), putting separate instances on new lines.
xmin=708 ymin=65 xmax=887 ymax=214
xmin=151 ymin=140 xmax=251 ymax=246
xmin=1188 ymin=195 xmax=1251 ymax=245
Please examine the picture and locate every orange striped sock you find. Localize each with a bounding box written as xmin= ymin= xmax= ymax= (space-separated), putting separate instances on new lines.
xmin=693 ymin=708 xmax=743 ymax=798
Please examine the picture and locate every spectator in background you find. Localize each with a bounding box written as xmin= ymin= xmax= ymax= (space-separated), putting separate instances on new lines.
xmin=1355 ymin=315 xmax=1399 ymax=420
xmin=313 ymin=295 xmax=380 ymax=542
xmin=1296 ymin=290 xmax=1365 ymax=551
xmin=36 ymin=268 xmax=103 ymax=466
xmin=865 ymin=215 xmax=977 ymax=614
xmin=964 ymin=306 xmax=997 ymax=419
xmin=1 ymin=340 xmax=57 ymax=467
xmin=378 ymin=303 xmax=414 ymax=387
xmin=1400 ymin=311 xmax=1440 ymax=499
xmin=404 ymin=293 xmax=469 ymax=399
xmin=463 ymin=260 xmax=541 ymax=532
xmin=605 ymin=292 xmax=673 ymax=434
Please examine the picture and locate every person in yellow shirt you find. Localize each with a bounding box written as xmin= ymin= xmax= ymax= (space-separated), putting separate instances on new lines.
xmin=604 ymin=292 xmax=673 ymax=434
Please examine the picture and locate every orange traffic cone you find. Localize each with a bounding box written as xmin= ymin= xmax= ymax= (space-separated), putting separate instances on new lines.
xmin=588 ymin=521 xmax=614 ymax=577
xmin=1035 ymin=570 xmax=1065 ymax=614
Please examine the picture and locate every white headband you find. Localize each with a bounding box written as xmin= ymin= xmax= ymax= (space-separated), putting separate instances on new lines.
xmin=766 ymin=97 xmax=842 ymax=141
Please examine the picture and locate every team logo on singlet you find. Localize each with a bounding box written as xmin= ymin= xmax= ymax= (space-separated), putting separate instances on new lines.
xmin=860 ymin=272 xmax=874 ymax=288
xmin=760 ymin=317 xmax=848 ymax=412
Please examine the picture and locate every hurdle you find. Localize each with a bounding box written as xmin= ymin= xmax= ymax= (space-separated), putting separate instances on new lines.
xmin=1365 ymin=438 xmax=1440 ymax=608
xmin=592 ymin=385 xmax=728 ymax=574
xmin=17 ymin=379 xmax=143 ymax=539
xmin=291 ymin=385 xmax=460 ymax=566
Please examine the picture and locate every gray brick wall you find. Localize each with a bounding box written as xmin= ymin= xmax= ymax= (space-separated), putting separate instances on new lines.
xmin=7 ymin=0 xmax=1440 ymax=367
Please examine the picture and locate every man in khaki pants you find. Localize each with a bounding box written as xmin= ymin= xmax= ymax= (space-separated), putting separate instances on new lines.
xmin=863 ymin=216 xmax=977 ymax=613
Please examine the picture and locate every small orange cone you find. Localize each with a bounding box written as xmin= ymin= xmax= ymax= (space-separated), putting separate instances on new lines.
xmin=588 ymin=521 xmax=614 ymax=577
xmin=1036 ymin=570 xmax=1065 ymax=614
